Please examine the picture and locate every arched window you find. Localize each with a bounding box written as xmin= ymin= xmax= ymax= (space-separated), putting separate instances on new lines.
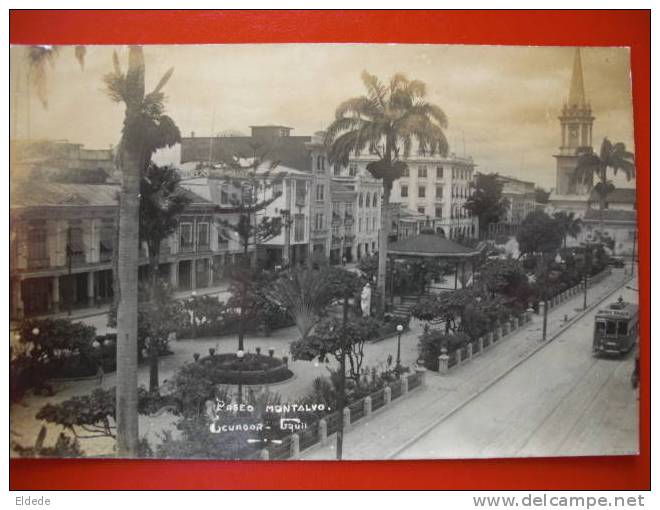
xmin=372 ymin=192 xmax=378 ymax=207
xmin=358 ymin=193 xmax=363 ymax=207
xmin=365 ymin=194 xmax=371 ymax=208
xmin=317 ymin=155 xmax=325 ymax=171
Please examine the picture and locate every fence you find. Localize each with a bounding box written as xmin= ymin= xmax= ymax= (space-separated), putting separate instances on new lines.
xmin=258 ymin=370 xmax=425 ymax=460
xmin=435 ymin=267 xmax=613 ymax=375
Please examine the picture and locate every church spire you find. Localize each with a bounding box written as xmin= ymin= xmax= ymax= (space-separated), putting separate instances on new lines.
xmin=568 ymin=47 xmax=587 ymax=107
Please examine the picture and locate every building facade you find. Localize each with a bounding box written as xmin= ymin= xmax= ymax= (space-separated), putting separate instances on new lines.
xmin=350 ymin=152 xmax=478 ymax=240
xmin=497 ymin=175 xmax=536 ymax=224
xmin=10 ymin=181 xmax=240 ymax=320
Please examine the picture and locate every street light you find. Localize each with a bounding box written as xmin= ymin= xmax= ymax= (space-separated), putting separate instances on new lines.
xmin=32 ymin=327 xmax=40 ymax=336
xmin=396 ymin=324 xmax=404 ymax=377
xmin=236 ymin=349 xmax=245 ymax=404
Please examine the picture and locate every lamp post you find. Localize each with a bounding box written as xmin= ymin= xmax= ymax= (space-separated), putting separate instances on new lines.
xmin=396 ymin=324 xmax=404 ymax=377
xmin=236 ymin=349 xmax=245 ymax=404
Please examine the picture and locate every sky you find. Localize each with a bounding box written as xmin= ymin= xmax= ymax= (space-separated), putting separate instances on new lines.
xmin=10 ymin=44 xmax=635 ymax=190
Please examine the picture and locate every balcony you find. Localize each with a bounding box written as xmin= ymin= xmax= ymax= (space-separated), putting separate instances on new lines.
xmin=27 ymin=257 xmax=50 ymax=270
xmin=331 ymin=212 xmax=342 ymax=226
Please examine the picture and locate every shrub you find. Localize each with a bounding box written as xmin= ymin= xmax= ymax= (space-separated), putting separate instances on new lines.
xmin=418 ymin=329 xmax=470 ymax=371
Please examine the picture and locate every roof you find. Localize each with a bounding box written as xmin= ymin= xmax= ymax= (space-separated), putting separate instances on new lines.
xmin=10 ymin=181 xmax=210 ymax=209
xmin=568 ymin=47 xmax=587 ymax=107
xmin=583 ymin=209 xmax=636 ymax=222
xmin=388 ymin=230 xmax=482 ymax=258
xmin=180 ymin=134 xmax=313 ymax=171
xmin=589 ymin=188 xmax=636 ymax=204
xmin=11 ymin=182 xmax=120 ymax=208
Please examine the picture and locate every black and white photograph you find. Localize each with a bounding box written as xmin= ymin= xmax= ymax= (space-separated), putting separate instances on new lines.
xmin=9 ymin=43 xmax=639 ymax=461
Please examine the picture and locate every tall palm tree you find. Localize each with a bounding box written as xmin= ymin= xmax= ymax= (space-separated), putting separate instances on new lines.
xmin=574 ymin=137 xmax=635 ymax=232
xmin=553 ymin=211 xmax=582 ymax=248
xmin=104 ymin=47 xmax=180 ymax=456
xmin=325 ymin=71 xmax=449 ymax=316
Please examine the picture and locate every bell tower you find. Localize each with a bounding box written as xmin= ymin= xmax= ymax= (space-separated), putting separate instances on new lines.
xmin=554 ymin=48 xmax=595 ymax=195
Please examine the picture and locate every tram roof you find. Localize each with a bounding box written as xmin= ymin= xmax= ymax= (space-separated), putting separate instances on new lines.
xmin=596 ymin=299 xmax=639 ymax=320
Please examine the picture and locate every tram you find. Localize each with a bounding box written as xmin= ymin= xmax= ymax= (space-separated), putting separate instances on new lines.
xmin=592 ymin=297 xmax=639 ymax=357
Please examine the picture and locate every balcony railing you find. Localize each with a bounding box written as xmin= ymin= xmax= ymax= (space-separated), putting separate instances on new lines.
xmin=27 ymin=257 xmax=50 ymax=270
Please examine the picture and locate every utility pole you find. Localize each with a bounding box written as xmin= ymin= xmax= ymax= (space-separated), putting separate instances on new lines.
xmin=630 ymin=228 xmax=637 ymax=277
xmin=66 ymin=226 xmax=72 ymax=316
xmin=336 ymin=294 xmax=349 ymax=460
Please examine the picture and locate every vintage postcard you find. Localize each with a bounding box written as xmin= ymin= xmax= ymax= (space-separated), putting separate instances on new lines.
xmin=10 ymin=43 xmax=638 ymax=460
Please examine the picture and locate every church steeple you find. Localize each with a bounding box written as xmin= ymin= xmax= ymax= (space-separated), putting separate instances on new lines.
xmin=568 ymin=47 xmax=586 ymax=107
xmin=554 ymin=47 xmax=596 ymax=195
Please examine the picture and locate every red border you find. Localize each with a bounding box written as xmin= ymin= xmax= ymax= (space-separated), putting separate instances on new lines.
xmin=9 ymin=9 xmax=650 ymax=490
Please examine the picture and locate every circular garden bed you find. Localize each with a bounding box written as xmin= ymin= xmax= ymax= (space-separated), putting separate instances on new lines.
xmin=199 ymin=352 xmax=293 ymax=385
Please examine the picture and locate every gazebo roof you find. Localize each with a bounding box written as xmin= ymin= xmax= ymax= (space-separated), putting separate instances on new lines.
xmin=388 ymin=229 xmax=483 ymax=258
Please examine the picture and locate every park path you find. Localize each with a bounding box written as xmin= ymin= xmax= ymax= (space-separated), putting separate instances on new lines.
xmin=301 ymin=268 xmax=635 ymax=460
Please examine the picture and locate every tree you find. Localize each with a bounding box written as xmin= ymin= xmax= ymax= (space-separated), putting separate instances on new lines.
xmin=104 ymin=47 xmax=180 ymax=456
xmin=574 ymin=137 xmax=635 ymax=231
xmin=213 ymin=149 xmax=284 ymax=351
xmin=553 ymin=210 xmax=583 ymax=248
xmin=463 ymin=172 xmax=510 ymax=238
xmin=535 ymin=187 xmax=550 ymax=204
xmin=24 ymin=45 xmax=179 ymax=455
xmin=266 ymin=266 xmax=337 ymax=339
xmin=516 ymin=210 xmax=563 ymax=259
xmin=325 ymin=71 xmax=449 ymax=317
xmin=140 ymin=163 xmax=191 ymax=290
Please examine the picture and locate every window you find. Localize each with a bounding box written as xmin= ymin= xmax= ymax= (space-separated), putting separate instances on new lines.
xmin=358 ymin=218 xmax=362 ymax=232
xmin=418 ymin=185 xmax=426 ymax=198
xmin=99 ymin=223 xmax=114 ymax=262
xmin=68 ymin=224 xmax=85 ymax=263
xmin=220 ymin=184 xmax=229 ymax=205
xmin=315 ymin=184 xmax=325 ymax=202
xmin=314 ymin=213 xmax=324 ymax=230
xmin=345 ymin=203 xmax=354 ymax=219
xmin=317 ymin=155 xmax=326 ymax=172
xmin=333 ymin=164 xmax=341 ymax=176
xmin=402 ymin=167 xmax=409 ymax=177
xmin=180 ymin=222 xmax=193 ymax=250
xmin=435 ymin=207 xmax=443 ymax=219
xmin=418 ymin=207 xmax=425 ymax=215
xmin=617 ymin=321 xmax=628 ymax=335
xmin=359 ymin=193 xmax=363 ymax=207
xmin=596 ymin=321 xmax=605 ymax=333
xmin=27 ymin=223 xmax=48 ymax=267
xmin=295 ymin=180 xmax=307 ymax=205
xmin=349 ymin=163 xmax=358 ymax=177
xmin=437 ymin=166 xmax=444 ymax=179
xmin=197 ymin=222 xmax=210 ymax=249
xmin=452 ymin=168 xmax=455 ymax=179
xmin=436 ymin=185 xmax=443 ymax=198
xmin=365 ymin=194 xmax=371 ymax=208
xmin=606 ymin=321 xmax=617 ymax=335
xmin=294 ymin=214 xmax=305 ymax=242
xmin=418 ymin=166 xmax=427 ymax=178
xmin=372 ymin=217 xmax=376 ymax=231
xmin=372 ymin=193 xmax=378 ymax=207
xmin=401 ymin=185 xmax=408 ymax=198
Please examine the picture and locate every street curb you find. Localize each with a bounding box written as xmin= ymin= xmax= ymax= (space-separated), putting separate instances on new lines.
xmin=386 ymin=272 xmax=634 ymax=460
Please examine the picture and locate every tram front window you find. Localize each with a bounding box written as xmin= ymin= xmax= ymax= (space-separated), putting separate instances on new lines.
xmin=606 ymin=321 xmax=617 ymax=335
xmin=618 ymin=321 xmax=628 ymax=335
xmin=596 ymin=321 xmax=605 ymax=334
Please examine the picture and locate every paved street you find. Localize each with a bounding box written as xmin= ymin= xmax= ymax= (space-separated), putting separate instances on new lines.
xmin=394 ymin=284 xmax=638 ymax=459
xmin=303 ymin=269 xmax=637 ymax=460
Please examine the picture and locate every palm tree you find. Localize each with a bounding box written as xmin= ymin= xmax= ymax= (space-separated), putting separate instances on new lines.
xmin=553 ymin=211 xmax=583 ymax=248
xmin=104 ymin=47 xmax=180 ymax=456
xmin=24 ymin=45 xmax=179 ymax=457
xmin=324 ymin=71 xmax=449 ymax=317
xmin=574 ymin=137 xmax=635 ymax=232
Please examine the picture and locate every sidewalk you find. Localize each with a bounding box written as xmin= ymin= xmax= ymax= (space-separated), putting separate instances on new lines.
xmin=10 ymin=283 xmax=233 ymax=331
xmin=301 ymin=268 xmax=633 ymax=460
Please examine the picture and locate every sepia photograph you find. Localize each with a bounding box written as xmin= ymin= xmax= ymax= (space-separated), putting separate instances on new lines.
xmin=9 ymin=42 xmax=639 ymax=462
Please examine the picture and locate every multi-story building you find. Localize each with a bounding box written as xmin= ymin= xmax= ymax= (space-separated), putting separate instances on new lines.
xmin=10 ymin=180 xmax=238 ymax=320
xmin=349 ymin=151 xmax=478 ymax=240
xmin=180 ymin=126 xmax=380 ymax=265
xmin=496 ymin=175 xmax=536 ymax=224
xmin=11 ymin=139 xmax=118 ymax=183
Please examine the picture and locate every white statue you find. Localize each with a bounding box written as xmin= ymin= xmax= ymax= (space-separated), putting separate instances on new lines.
xmin=360 ymin=283 xmax=372 ymax=317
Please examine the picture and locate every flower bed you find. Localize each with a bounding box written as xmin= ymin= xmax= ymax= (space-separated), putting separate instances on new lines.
xmin=197 ymin=352 xmax=293 ymax=385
